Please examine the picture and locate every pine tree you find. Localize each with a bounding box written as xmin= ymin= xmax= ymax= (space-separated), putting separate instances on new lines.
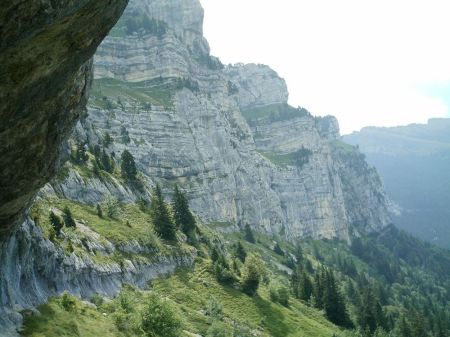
xmin=120 ymin=150 xmax=137 ymax=180
xmin=299 ymin=270 xmax=313 ymax=302
xmin=294 ymin=243 xmax=303 ymax=263
xmin=171 ymin=185 xmax=196 ymax=237
xmin=101 ymin=149 xmax=113 ymax=173
xmin=96 ymin=204 xmax=103 ymax=218
xmin=49 ymin=211 xmax=63 ymax=235
xmin=234 ymin=241 xmax=247 ymax=263
xmin=396 ymin=315 xmax=412 ymax=337
xmin=151 ymin=184 xmax=176 ymax=240
xmin=322 ymin=269 xmax=353 ymax=328
xmin=103 ymin=132 xmax=113 ymax=147
xmin=291 ymin=265 xmax=302 ymax=299
xmin=63 ymin=206 xmax=76 ymax=228
xmin=273 ymin=242 xmax=284 ymax=256
xmin=313 ymin=269 xmax=324 ymax=309
xmin=244 ymin=223 xmax=255 ymax=243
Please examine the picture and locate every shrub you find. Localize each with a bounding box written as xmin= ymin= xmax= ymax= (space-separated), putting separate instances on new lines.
xmin=103 ymin=195 xmax=120 ymax=218
xmin=60 ymin=292 xmax=76 ymax=312
xmin=269 ymin=283 xmax=290 ymax=307
xmin=90 ymin=293 xmax=104 ymax=307
xmin=113 ymin=308 xmax=134 ymax=332
xmin=207 ymin=321 xmax=232 ymax=337
xmin=139 ymin=294 xmax=181 ymax=337
xmin=206 ymin=296 xmax=223 ymax=320
xmin=241 ymin=255 xmax=266 ymax=296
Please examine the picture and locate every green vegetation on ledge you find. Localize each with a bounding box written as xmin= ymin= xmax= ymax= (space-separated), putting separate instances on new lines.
xmin=242 ymin=103 xmax=310 ymax=126
xmin=258 ymin=147 xmax=313 ymax=168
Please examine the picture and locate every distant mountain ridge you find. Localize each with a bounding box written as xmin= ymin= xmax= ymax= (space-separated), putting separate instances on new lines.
xmin=344 ymin=118 xmax=450 ymax=248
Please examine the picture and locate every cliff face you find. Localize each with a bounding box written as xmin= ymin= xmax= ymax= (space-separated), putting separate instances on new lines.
xmin=0 ymin=0 xmax=129 ymax=236
xmin=55 ymin=0 xmax=391 ymax=241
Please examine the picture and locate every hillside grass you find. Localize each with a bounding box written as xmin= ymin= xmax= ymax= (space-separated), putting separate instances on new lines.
xmin=257 ymin=147 xmax=312 ymax=169
xmin=21 ymin=297 xmax=123 ymax=337
xmin=151 ymin=259 xmax=340 ymax=337
xmin=90 ymin=77 xmax=175 ymax=110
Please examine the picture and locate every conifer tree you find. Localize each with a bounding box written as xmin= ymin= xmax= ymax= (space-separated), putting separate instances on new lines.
xmin=151 ymin=184 xmax=176 ymax=240
xmin=171 ymin=185 xmax=196 ymax=237
xmin=101 ymin=149 xmax=113 ymax=173
xmin=322 ymin=269 xmax=353 ymax=328
xmin=120 ymin=150 xmax=137 ymax=180
xmin=63 ymin=206 xmax=76 ymax=228
xmin=234 ymin=241 xmax=247 ymax=263
xmin=299 ymin=270 xmax=313 ymax=302
xmin=273 ymin=242 xmax=284 ymax=256
xmin=96 ymin=204 xmax=103 ymax=218
xmin=313 ymin=269 xmax=324 ymax=309
xmin=49 ymin=211 xmax=63 ymax=235
xmin=244 ymin=223 xmax=255 ymax=243
xmin=291 ymin=265 xmax=302 ymax=299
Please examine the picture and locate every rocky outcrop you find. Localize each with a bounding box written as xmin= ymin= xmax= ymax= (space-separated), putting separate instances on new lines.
xmin=0 ymin=0 xmax=128 ymax=237
xmin=56 ymin=0 xmax=391 ymax=241
xmin=0 ymin=217 xmax=194 ymax=335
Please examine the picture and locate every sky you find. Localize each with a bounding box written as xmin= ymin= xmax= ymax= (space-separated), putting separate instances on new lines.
xmin=199 ymin=0 xmax=450 ymax=134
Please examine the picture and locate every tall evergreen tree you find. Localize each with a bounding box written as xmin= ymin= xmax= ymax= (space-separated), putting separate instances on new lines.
xmin=313 ymin=269 xmax=324 ymax=309
xmin=151 ymin=184 xmax=176 ymax=240
xmin=63 ymin=207 xmax=76 ymax=228
xmin=101 ymin=149 xmax=113 ymax=173
xmin=171 ymin=185 xmax=196 ymax=237
xmin=244 ymin=223 xmax=255 ymax=243
xmin=234 ymin=241 xmax=247 ymax=263
xmin=273 ymin=242 xmax=285 ymax=256
xmin=291 ymin=265 xmax=302 ymax=299
xmin=49 ymin=211 xmax=63 ymax=235
xmin=322 ymin=269 xmax=353 ymax=328
xmin=299 ymin=270 xmax=313 ymax=302
xmin=121 ymin=150 xmax=137 ymax=180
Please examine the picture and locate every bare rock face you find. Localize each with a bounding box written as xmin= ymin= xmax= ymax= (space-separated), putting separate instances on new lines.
xmin=58 ymin=0 xmax=391 ymax=241
xmin=0 ymin=0 xmax=128 ymax=236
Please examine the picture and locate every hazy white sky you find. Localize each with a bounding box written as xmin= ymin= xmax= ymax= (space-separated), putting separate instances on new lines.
xmin=200 ymin=0 xmax=450 ymax=134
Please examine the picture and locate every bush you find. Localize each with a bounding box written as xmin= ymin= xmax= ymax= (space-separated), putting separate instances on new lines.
xmin=90 ymin=293 xmax=104 ymax=307
xmin=60 ymin=292 xmax=76 ymax=312
xmin=206 ymin=296 xmax=223 ymax=320
xmin=103 ymin=195 xmax=120 ymax=218
xmin=269 ymin=283 xmax=290 ymax=307
xmin=232 ymin=323 xmax=253 ymax=337
xmin=113 ymin=308 xmax=134 ymax=332
xmin=139 ymin=294 xmax=181 ymax=337
xmin=207 ymin=321 xmax=232 ymax=337
xmin=241 ymin=255 xmax=266 ymax=296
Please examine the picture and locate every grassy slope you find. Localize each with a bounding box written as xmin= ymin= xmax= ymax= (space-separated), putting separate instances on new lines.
xmin=21 ymin=258 xmax=341 ymax=337
xmin=151 ymin=260 xmax=339 ymax=337
xmin=22 ymin=298 xmax=123 ymax=337
xmin=22 ymin=201 xmax=344 ymax=337
xmin=89 ymin=78 xmax=175 ymax=110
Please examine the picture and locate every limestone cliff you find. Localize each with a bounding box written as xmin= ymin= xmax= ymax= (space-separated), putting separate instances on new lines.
xmin=0 ymin=0 xmax=128 ymax=236
xmin=54 ymin=0 xmax=391 ymax=241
